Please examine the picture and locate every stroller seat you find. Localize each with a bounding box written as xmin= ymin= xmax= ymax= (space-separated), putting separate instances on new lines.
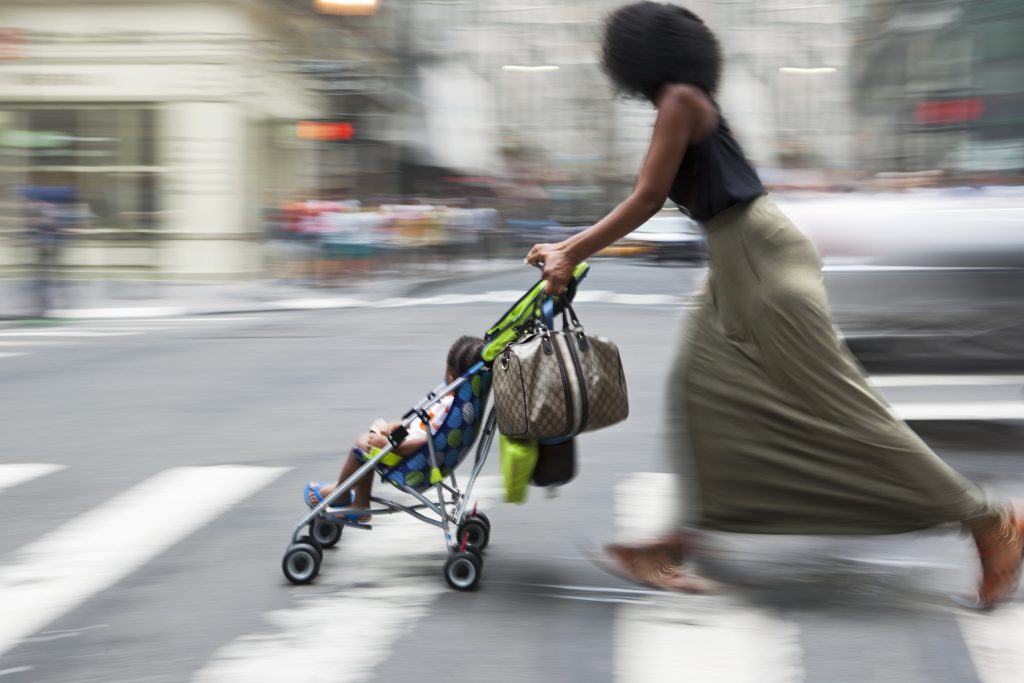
xmin=356 ymin=366 xmax=492 ymax=491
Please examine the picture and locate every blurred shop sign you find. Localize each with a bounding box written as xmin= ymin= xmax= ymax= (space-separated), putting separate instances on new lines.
xmin=0 ymin=28 xmax=24 ymax=60
xmin=297 ymin=121 xmax=355 ymax=141
xmin=315 ymin=0 xmax=378 ymax=16
xmin=915 ymin=98 xmax=984 ymax=125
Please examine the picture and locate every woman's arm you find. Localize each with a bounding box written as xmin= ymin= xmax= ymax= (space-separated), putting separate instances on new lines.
xmin=527 ymin=84 xmax=714 ymax=294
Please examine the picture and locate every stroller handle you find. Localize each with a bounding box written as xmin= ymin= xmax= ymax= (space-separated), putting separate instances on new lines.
xmin=480 ymin=262 xmax=590 ymax=363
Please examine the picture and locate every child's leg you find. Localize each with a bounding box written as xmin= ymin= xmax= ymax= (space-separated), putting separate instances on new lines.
xmin=318 ymin=433 xmax=377 ymax=508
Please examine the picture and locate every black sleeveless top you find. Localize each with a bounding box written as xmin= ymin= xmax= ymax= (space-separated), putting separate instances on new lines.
xmin=668 ymin=114 xmax=764 ymax=223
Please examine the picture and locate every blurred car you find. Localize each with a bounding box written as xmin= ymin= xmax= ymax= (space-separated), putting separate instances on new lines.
xmin=600 ymin=213 xmax=707 ymax=262
xmin=508 ymin=220 xmax=576 ymax=249
xmin=775 ymin=190 xmax=1024 ymax=371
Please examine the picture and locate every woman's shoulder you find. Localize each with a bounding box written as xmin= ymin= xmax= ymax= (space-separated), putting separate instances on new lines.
xmin=658 ymin=84 xmax=719 ymax=140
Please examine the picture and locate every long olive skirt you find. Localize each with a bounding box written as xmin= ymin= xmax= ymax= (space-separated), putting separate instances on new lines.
xmin=666 ymin=195 xmax=997 ymax=535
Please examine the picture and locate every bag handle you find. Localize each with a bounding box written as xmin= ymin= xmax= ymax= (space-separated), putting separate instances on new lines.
xmin=559 ymin=300 xmax=582 ymax=331
xmin=559 ymin=300 xmax=590 ymax=352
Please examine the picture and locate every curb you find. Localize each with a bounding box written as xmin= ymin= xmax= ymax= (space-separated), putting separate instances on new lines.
xmin=0 ymin=261 xmax=526 ymax=322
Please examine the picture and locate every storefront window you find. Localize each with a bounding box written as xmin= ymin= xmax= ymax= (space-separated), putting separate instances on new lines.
xmin=0 ymin=105 xmax=161 ymax=233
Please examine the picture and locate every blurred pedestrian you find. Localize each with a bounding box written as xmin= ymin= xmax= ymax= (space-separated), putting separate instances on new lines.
xmin=25 ymin=196 xmax=62 ymax=317
xmin=526 ymin=1 xmax=1023 ymax=608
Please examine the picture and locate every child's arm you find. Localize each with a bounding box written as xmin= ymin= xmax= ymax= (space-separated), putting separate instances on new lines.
xmin=394 ymin=436 xmax=427 ymax=456
xmin=366 ymin=431 xmax=427 ymax=457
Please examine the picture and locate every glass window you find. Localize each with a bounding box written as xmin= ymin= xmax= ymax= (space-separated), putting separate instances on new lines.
xmin=0 ymin=106 xmax=162 ymax=232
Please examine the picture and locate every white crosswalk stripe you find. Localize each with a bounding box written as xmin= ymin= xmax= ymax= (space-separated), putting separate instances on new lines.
xmin=0 ymin=464 xmax=65 ymax=494
xmin=613 ymin=472 xmax=1024 ymax=683
xmin=613 ymin=473 xmax=805 ymax=683
xmin=958 ymin=605 xmax=1024 ymax=683
xmin=869 ymin=375 xmax=1024 ymax=389
xmin=890 ymin=402 xmax=1024 ymax=421
xmin=0 ymin=465 xmax=286 ymax=658
xmin=194 ymin=476 xmax=502 ymax=683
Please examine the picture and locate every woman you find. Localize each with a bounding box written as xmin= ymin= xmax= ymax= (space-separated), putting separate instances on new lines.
xmin=526 ymin=1 xmax=1023 ymax=608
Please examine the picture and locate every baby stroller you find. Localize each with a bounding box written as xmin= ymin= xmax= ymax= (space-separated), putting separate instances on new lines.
xmin=282 ymin=263 xmax=591 ymax=590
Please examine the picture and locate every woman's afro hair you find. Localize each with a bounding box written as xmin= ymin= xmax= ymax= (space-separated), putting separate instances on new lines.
xmin=602 ymin=2 xmax=722 ymax=102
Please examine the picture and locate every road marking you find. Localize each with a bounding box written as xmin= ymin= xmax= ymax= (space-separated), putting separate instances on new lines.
xmin=958 ymin=604 xmax=1024 ymax=683
xmin=194 ymin=476 xmax=500 ymax=683
xmin=823 ymin=264 xmax=1017 ymax=272
xmin=23 ymin=624 xmax=109 ymax=644
xmin=617 ymin=597 xmax=804 ymax=683
xmin=86 ymin=316 xmax=268 ymax=324
xmin=613 ymin=473 xmax=804 ymax=683
xmin=47 ymin=306 xmax=186 ymax=319
xmin=0 ymin=464 xmax=65 ymax=493
xmin=0 ymin=330 xmax=133 ymax=338
xmin=575 ymin=291 xmax=681 ymax=305
xmin=274 ymin=297 xmax=366 ymax=310
xmin=0 ymin=667 xmax=32 ymax=678
xmin=0 ymin=465 xmax=286 ymax=658
xmin=0 ymin=341 xmax=65 ymax=347
xmin=68 ymin=326 xmax=168 ymax=333
xmin=890 ymin=402 xmax=1024 ymax=421
xmin=272 ymin=290 xmax=686 ymax=311
xmin=870 ymin=375 xmax=1024 ymax=388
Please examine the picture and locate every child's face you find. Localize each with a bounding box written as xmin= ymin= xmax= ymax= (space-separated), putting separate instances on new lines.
xmin=445 ymin=368 xmax=455 ymax=384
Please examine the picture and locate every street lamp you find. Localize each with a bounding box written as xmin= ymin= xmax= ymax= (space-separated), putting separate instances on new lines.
xmin=315 ymin=0 xmax=379 ymax=16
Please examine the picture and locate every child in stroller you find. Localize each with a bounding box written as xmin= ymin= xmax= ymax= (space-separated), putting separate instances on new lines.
xmin=303 ymin=335 xmax=485 ymax=523
xmin=282 ymin=261 xmax=591 ymax=589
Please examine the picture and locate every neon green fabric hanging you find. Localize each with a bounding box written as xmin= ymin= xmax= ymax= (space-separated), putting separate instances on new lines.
xmin=499 ymin=434 xmax=538 ymax=504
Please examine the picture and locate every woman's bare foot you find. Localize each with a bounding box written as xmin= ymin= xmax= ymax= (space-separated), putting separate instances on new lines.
xmin=602 ymin=532 xmax=703 ymax=589
xmin=646 ymin=564 xmax=720 ymax=594
xmin=972 ymin=504 xmax=1024 ymax=609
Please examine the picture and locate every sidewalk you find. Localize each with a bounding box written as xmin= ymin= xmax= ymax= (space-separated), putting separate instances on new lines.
xmin=0 ymin=259 xmax=525 ymax=321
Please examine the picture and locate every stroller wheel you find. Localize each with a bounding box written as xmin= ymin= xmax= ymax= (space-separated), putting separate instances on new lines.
xmin=444 ymin=551 xmax=482 ymax=591
xmin=457 ymin=517 xmax=490 ymax=551
xmin=294 ymin=533 xmax=324 ymax=561
xmin=282 ymin=542 xmax=321 ymax=585
xmin=472 ymin=511 xmax=491 ymax=532
xmin=464 ymin=544 xmax=484 ymax=567
xmin=310 ymin=517 xmax=343 ymax=548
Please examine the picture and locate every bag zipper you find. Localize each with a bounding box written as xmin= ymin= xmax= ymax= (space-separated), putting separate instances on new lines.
xmin=564 ymin=331 xmax=589 ymax=432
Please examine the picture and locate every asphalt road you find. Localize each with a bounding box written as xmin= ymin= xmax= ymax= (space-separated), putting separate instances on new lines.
xmin=1 ymin=260 xmax=1022 ymax=683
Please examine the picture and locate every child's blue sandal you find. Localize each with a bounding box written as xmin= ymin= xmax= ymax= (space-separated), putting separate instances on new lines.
xmin=303 ymin=482 xmax=366 ymax=523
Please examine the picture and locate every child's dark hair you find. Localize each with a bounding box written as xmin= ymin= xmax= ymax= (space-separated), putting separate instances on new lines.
xmin=602 ymin=2 xmax=722 ymax=102
xmin=447 ymin=336 xmax=485 ymax=377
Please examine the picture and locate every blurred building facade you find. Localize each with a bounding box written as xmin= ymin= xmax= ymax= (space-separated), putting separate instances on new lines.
xmin=1 ymin=0 xmax=1021 ymax=282
xmin=850 ymin=0 xmax=1024 ymax=177
xmin=0 ymin=0 xmax=325 ymax=279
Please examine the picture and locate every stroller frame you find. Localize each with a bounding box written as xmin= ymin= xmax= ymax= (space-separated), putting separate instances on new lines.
xmin=294 ymin=367 xmax=497 ymax=542
xmin=283 ymin=366 xmax=500 ymax=590
xmin=281 ymin=262 xmax=590 ymax=590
